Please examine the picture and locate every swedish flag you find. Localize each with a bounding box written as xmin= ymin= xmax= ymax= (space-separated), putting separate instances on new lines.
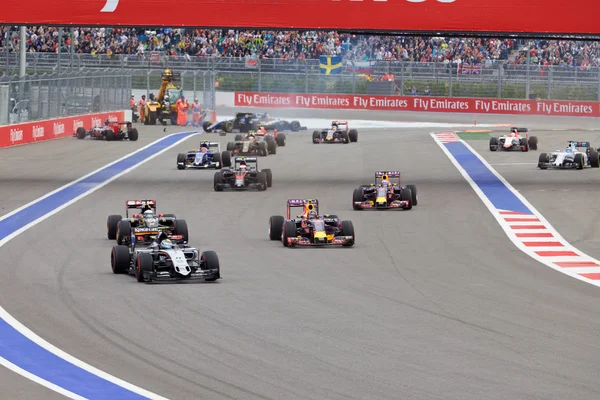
xmin=319 ymin=56 xmax=342 ymax=75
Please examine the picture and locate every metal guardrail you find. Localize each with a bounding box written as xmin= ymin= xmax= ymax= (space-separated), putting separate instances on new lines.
xmin=0 ymin=70 xmax=132 ymax=125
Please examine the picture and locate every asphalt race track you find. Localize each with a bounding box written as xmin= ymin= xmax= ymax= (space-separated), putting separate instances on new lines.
xmin=2 ymin=110 xmax=600 ymax=399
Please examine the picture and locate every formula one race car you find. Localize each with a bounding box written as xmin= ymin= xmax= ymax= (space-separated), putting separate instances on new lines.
xmin=202 ymin=112 xmax=266 ymax=135
xmin=268 ymin=199 xmax=355 ymax=247
xmin=106 ymin=200 xmax=189 ymax=245
xmin=538 ymin=141 xmax=600 ymax=170
xmin=213 ymin=156 xmax=272 ymax=191
xmin=258 ymin=117 xmax=306 ymax=133
xmin=236 ymin=127 xmax=286 ymax=147
xmin=226 ymin=132 xmax=272 ymax=156
xmin=489 ymin=127 xmax=538 ymax=152
xmin=352 ymin=171 xmax=417 ymax=210
xmin=110 ymin=231 xmax=221 ymax=283
xmin=176 ymin=141 xmax=232 ymax=170
xmin=74 ymin=120 xmax=139 ymax=141
xmin=312 ymin=121 xmax=358 ymax=144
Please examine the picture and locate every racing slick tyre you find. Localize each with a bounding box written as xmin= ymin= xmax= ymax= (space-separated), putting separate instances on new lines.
xmin=203 ymin=121 xmax=212 ymax=132
xmin=128 ymin=128 xmax=139 ymax=141
xmin=176 ymin=153 xmax=187 ymax=170
xmin=259 ymin=141 xmax=268 ymax=156
xmin=290 ymin=121 xmax=301 ymax=132
xmin=111 ymin=245 xmax=130 ymax=274
xmin=263 ymin=168 xmax=273 ymax=187
xmin=353 ymin=188 xmax=364 ymax=210
xmin=235 ymin=134 xmax=243 ymax=142
xmin=528 ymin=136 xmax=539 ymax=150
xmin=519 ymin=137 xmax=529 ymax=152
xmin=349 ymin=129 xmax=358 ymax=143
xmin=105 ymin=131 xmax=116 ymax=141
xmin=400 ymin=188 xmax=413 ymax=210
xmin=107 ymin=214 xmax=123 ymax=240
xmin=257 ymin=171 xmax=268 ymax=191
xmin=269 ymin=215 xmax=285 ymax=240
xmin=226 ymin=142 xmax=234 ymax=152
xmin=201 ymin=251 xmax=221 ymax=281
xmin=116 ymin=220 xmax=132 ymax=245
xmin=214 ymin=171 xmax=224 ymax=191
xmin=224 ymin=121 xmax=234 ymax=133
xmin=312 ymin=131 xmax=321 ymax=144
xmin=174 ymin=219 xmax=189 ymax=243
xmin=282 ymin=221 xmax=296 ymax=247
xmin=76 ymin=127 xmax=86 ymax=139
xmin=221 ymin=151 xmax=232 ymax=167
xmin=489 ymin=137 xmax=499 ymax=151
xmin=406 ymin=184 xmax=418 ymax=206
xmin=267 ymin=138 xmax=276 ymax=155
xmin=575 ymin=153 xmax=584 ymax=170
xmin=538 ymin=153 xmax=549 ymax=169
xmin=276 ymin=133 xmax=286 ymax=147
xmin=340 ymin=221 xmax=355 ymax=247
xmin=342 ymin=130 xmax=350 ymax=143
xmin=135 ymin=253 xmax=153 ymax=283
xmin=590 ymin=151 xmax=600 ymax=168
xmin=212 ymin=152 xmax=222 ymax=170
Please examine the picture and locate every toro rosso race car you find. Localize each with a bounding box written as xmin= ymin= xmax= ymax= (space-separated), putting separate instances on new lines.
xmin=313 ymin=121 xmax=358 ymax=144
xmin=489 ymin=127 xmax=538 ymax=152
xmin=106 ymin=200 xmax=189 ymax=245
xmin=213 ymin=156 xmax=272 ymax=191
xmin=176 ymin=141 xmax=232 ymax=170
xmin=352 ymin=171 xmax=417 ymax=210
xmin=74 ymin=120 xmax=139 ymax=141
xmin=268 ymin=199 xmax=355 ymax=247
xmin=226 ymin=132 xmax=272 ymax=156
xmin=538 ymin=141 xmax=600 ymax=170
xmin=111 ymin=231 xmax=221 ymax=283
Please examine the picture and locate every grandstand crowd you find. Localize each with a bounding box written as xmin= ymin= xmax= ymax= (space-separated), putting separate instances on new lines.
xmin=1 ymin=26 xmax=598 ymax=67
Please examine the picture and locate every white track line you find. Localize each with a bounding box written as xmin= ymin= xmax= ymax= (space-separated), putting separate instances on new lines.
xmin=431 ymin=132 xmax=600 ymax=288
xmin=0 ymin=132 xmax=202 ymax=399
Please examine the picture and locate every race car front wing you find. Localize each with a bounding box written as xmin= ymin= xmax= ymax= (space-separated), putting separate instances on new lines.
xmin=353 ymin=200 xmax=410 ymax=210
xmin=286 ymin=235 xmax=354 ymax=247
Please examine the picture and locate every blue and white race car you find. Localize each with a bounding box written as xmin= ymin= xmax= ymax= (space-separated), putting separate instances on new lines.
xmin=176 ymin=141 xmax=232 ymax=170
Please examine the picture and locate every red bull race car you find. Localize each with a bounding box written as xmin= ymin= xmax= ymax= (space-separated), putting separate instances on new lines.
xmin=312 ymin=121 xmax=358 ymax=144
xmin=352 ymin=171 xmax=417 ymax=210
xmin=268 ymin=199 xmax=355 ymax=247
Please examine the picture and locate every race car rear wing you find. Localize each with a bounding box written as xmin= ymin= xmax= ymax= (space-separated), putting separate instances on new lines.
xmin=235 ymin=156 xmax=257 ymax=163
xmin=568 ymin=141 xmax=590 ymax=147
xmin=125 ymin=199 xmax=156 ymax=217
xmin=375 ymin=171 xmax=400 ymax=178
xmin=510 ymin=127 xmax=529 ymax=133
xmin=287 ymin=199 xmax=319 ymax=219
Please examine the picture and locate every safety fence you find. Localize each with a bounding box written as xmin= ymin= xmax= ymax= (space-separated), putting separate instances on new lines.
xmin=0 ymin=70 xmax=132 ymax=125
xmin=2 ymin=52 xmax=600 ymax=102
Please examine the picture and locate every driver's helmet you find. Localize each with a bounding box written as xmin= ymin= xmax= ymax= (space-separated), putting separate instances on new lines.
xmin=239 ymin=161 xmax=247 ymax=170
xmin=332 ymin=123 xmax=338 ymax=130
xmin=143 ymin=210 xmax=154 ymax=219
xmin=381 ymin=180 xmax=389 ymax=187
xmin=307 ymin=210 xmax=318 ymax=219
xmin=200 ymin=142 xmax=209 ymax=152
xmin=259 ymin=127 xmax=267 ymax=134
xmin=160 ymin=239 xmax=173 ymax=249
xmin=247 ymin=133 xmax=256 ymax=140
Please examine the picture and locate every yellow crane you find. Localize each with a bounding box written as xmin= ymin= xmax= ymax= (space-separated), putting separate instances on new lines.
xmin=144 ymin=69 xmax=184 ymax=125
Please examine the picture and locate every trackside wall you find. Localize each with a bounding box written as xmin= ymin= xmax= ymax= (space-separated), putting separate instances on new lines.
xmin=0 ymin=111 xmax=130 ymax=149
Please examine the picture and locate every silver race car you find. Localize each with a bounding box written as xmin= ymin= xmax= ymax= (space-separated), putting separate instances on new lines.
xmin=111 ymin=231 xmax=221 ymax=283
xmin=538 ymin=141 xmax=600 ymax=170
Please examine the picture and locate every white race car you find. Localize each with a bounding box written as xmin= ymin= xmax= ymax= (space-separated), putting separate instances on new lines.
xmin=538 ymin=141 xmax=600 ymax=170
xmin=489 ymin=127 xmax=538 ymax=152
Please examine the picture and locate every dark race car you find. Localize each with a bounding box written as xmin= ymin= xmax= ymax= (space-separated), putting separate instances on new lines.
xmin=213 ymin=156 xmax=272 ymax=191
xmin=312 ymin=121 xmax=358 ymax=144
xmin=352 ymin=171 xmax=417 ymax=210
xmin=110 ymin=231 xmax=221 ymax=283
xmin=106 ymin=199 xmax=189 ymax=245
xmin=226 ymin=132 xmax=271 ymax=156
xmin=74 ymin=120 xmax=138 ymax=141
xmin=258 ymin=117 xmax=306 ymax=133
xmin=268 ymin=199 xmax=355 ymax=247
xmin=176 ymin=141 xmax=232 ymax=170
